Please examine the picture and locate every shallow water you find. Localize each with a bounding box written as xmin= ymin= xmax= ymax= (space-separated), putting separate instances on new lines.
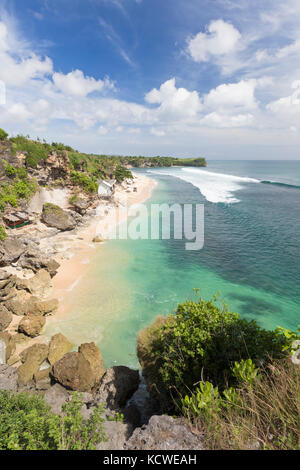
xmin=46 ymin=161 xmax=300 ymax=368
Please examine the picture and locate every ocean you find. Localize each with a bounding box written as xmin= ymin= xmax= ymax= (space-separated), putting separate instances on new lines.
xmin=46 ymin=160 xmax=300 ymax=368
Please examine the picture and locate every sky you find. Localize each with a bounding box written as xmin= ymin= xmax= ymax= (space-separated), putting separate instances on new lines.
xmin=0 ymin=0 xmax=300 ymax=159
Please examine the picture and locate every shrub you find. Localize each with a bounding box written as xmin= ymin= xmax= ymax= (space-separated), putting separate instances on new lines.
xmin=0 ymin=128 xmax=8 ymax=141
xmin=114 ymin=164 xmax=133 ymax=182
xmin=0 ymin=178 xmax=37 ymax=212
xmin=0 ymin=225 xmax=7 ymax=241
xmin=137 ymin=296 xmax=291 ymax=411
xmin=0 ymin=391 xmax=106 ymax=450
xmin=184 ymin=359 xmax=300 ymax=450
xmin=10 ymin=136 xmax=48 ymax=167
xmin=70 ymin=170 xmax=98 ymax=193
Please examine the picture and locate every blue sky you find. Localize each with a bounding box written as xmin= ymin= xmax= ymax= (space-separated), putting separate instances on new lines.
xmin=1 ymin=0 xmax=300 ymax=159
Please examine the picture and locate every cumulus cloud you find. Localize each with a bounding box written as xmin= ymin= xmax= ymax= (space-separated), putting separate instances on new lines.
xmin=145 ymin=78 xmax=202 ymax=119
xmin=204 ymin=79 xmax=258 ymax=111
xmin=187 ymin=19 xmax=241 ymax=62
xmin=52 ymin=70 xmax=114 ymax=97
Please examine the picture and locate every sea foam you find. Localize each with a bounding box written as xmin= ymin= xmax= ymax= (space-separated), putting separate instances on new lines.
xmin=149 ymin=167 xmax=259 ymax=203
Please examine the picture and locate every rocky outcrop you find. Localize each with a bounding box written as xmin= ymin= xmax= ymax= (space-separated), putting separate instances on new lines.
xmin=29 ymin=151 xmax=71 ymax=186
xmin=94 ymin=366 xmax=140 ymax=410
xmin=51 ymin=342 xmax=105 ymax=392
xmin=0 ymin=237 xmax=26 ymax=266
xmin=52 ymin=351 xmax=94 ymax=392
xmin=125 ymin=415 xmax=204 ymax=450
xmin=48 ymin=333 xmax=72 ymax=365
xmin=18 ymin=248 xmax=60 ymax=277
xmin=5 ymin=290 xmax=29 ymax=316
xmin=27 ymin=297 xmax=59 ymax=316
xmin=0 ymin=305 xmax=12 ymax=331
xmin=18 ymin=315 xmax=46 ymax=337
xmin=0 ymin=364 xmax=18 ymax=391
xmin=43 ymin=383 xmax=70 ymax=414
xmin=17 ymin=343 xmax=49 ymax=385
xmin=70 ymin=197 xmax=89 ymax=215
xmin=18 ymin=269 xmax=52 ymax=298
xmin=78 ymin=342 xmax=105 ymax=387
xmin=41 ymin=203 xmax=76 ymax=231
xmin=0 ymin=331 xmax=16 ymax=363
xmin=96 ymin=422 xmax=133 ymax=450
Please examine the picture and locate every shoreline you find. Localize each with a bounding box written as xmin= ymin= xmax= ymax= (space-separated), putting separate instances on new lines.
xmin=45 ymin=172 xmax=157 ymax=325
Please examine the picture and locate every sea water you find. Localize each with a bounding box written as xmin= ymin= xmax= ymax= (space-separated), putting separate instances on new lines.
xmin=46 ymin=160 xmax=300 ymax=368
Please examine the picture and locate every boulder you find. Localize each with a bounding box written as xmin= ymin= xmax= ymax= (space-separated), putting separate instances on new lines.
xmin=51 ymin=351 xmax=95 ymax=392
xmin=17 ymin=360 xmax=40 ymax=386
xmin=0 ymin=364 xmax=18 ymax=392
xmin=0 ymin=331 xmax=16 ymax=362
xmin=0 ymin=237 xmax=26 ymax=266
xmin=43 ymin=383 xmax=70 ymax=414
xmin=20 ymin=343 xmax=49 ymax=364
xmin=125 ymin=415 xmax=204 ymax=450
xmin=41 ymin=203 xmax=76 ymax=231
xmin=18 ymin=315 xmax=46 ymax=338
xmin=34 ymin=361 xmax=51 ymax=383
xmin=93 ymin=236 xmax=104 ymax=243
xmin=0 ymin=274 xmax=17 ymax=301
xmin=48 ymin=333 xmax=72 ymax=365
xmin=0 ymin=305 xmax=12 ymax=331
xmin=18 ymin=269 xmax=52 ymax=298
xmin=71 ymin=197 xmax=89 ymax=215
xmin=18 ymin=248 xmax=60 ymax=277
xmin=27 ymin=297 xmax=59 ymax=316
xmin=94 ymin=366 xmax=140 ymax=410
xmin=4 ymin=290 xmax=29 ymax=316
xmin=78 ymin=342 xmax=105 ymax=387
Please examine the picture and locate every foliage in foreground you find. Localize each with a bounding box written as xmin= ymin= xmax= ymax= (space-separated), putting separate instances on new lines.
xmin=137 ymin=295 xmax=296 ymax=411
xmin=0 ymin=391 xmax=106 ymax=450
xmin=182 ymin=359 xmax=300 ymax=450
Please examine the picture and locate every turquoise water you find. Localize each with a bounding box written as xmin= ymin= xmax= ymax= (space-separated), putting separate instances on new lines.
xmin=47 ymin=161 xmax=300 ymax=368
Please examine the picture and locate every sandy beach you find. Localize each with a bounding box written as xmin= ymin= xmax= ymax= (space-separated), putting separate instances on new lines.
xmin=45 ymin=173 xmax=156 ymax=321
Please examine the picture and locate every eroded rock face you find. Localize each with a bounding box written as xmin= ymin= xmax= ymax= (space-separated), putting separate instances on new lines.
xmin=18 ymin=269 xmax=52 ymax=298
xmin=18 ymin=315 xmax=46 ymax=338
xmin=51 ymin=351 xmax=94 ymax=392
xmin=41 ymin=203 xmax=76 ymax=231
xmin=48 ymin=333 xmax=72 ymax=365
xmin=0 ymin=305 xmax=12 ymax=331
xmin=94 ymin=366 xmax=140 ymax=410
xmin=0 ymin=331 xmax=16 ymax=362
xmin=125 ymin=415 xmax=204 ymax=451
xmin=0 ymin=364 xmax=18 ymax=391
xmin=0 ymin=237 xmax=26 ymax=267
xmin=43 ymin=383 xmax=70 ymax=414
xmin=18 ymin=249 xmax=60 ymax=277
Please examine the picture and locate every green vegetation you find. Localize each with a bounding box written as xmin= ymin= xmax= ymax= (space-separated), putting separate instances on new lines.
xmin=70 ymin=170 xmax=98 ymax=193
xmin=0 ymin=177 xmax=37 ymax=212
xmin=138 ymin=294 xmax=300 ymax=449
xmin=0 ymin=225 xmax=7 ymax=241
xmin=114 ymin=164 xmax=133 ymax=182
xmin=0 ymin=391 xmax=106 ymax=450
xmin=0 ymin=128 xmax=8 ymax=141
xmin=10 ymin=136 xmax=50 ymax=168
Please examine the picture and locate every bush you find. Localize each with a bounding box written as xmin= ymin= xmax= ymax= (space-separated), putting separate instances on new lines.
xmin=183 ymin=359 xmax=300 ymax=450
xmin=0 ymin=128 xmax=8 ymax=141
xmin=114 ymin=164 xmax=133 ymax=183
xmin=70 ymin=170 xmax=98 ymax=193
xmin=10 ymin=136 xmax=48 ymax=167
xmin=137 ymin=296 xmax=291 ymax=411
xmin=0 ymin=225 xmax=7 ymax=241
xmin=0 ymin=391 xmax=106 ymax=450
xmin=0 ymin=177 xmax=37 ymax=212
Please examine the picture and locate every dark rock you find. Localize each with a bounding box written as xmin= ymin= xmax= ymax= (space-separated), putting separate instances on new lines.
xmin=0 ymin=305 xmax=12 ymax=331
xmin=51 ymin=351 xmax=95 ymax=392
xmin=125 ymin=415 xmax=204 ymax=450
xmin=41 ymin=203 xmax=76 ymax=231
xmin=0 ymin=364 xmax=18 ymax=391
xmin=94 ymin=366 xmax=140 ymax=410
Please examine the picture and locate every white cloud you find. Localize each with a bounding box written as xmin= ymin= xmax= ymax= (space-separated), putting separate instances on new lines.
xmin=204 ymin=79 xmax=258 ymax=111
xmin=52 ymin=70 xmax=114 ymax=97
xmin=145 ymin=78 xmax=202 ymax=119
xmin=150 ymin=128 xmax=165 ymax=137
xmin=187 ymin=19 xmax=241 ymax=62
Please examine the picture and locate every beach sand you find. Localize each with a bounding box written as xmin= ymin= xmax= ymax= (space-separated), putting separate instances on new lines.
xmin=46 ymin=173 xmax=156 ymax=321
